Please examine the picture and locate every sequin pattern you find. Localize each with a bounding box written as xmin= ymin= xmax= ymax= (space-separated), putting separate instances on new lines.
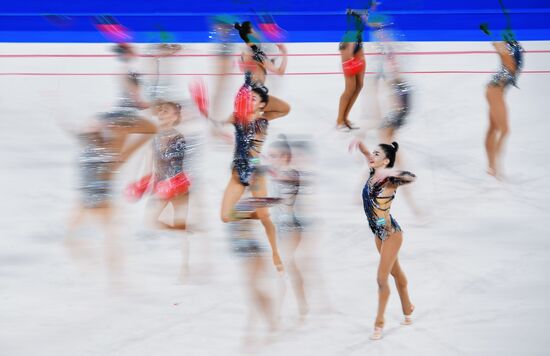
xmin=362 ymin=169 xmax=415 ymax=240
xmin=273 ymin=169 xmax=303 ymax=233
xmin=233 ymin=118 xmax=269 ymax=186
xmin=153 ymin=129 xmax=186 ymax=181
xmin=228 ymin=200 xmax=267 ymax=257
xmin=382 ymin=80 xmax=411 ymax=129
xmin=77 ymin=132 xmax=118 ymax=208
xmin=489 ymin=41 xmax=524 ymax=88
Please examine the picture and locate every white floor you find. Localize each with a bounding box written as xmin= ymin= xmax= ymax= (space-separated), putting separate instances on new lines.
xmin=1 ymin=42 xmax=549 ymax=356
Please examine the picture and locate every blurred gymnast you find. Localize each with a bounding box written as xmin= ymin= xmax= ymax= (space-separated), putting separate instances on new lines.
xmin=64 ymin=44 xmax=157 ymax=285
xmin=484 ymin=32 xmax=524 ymax=179
xmin=268 ymin=135 xmax=309 ymax=318
xmin=220 ymin=85 xmax=285 ymax=272
xmin=234 ymin=21 xmax=290 ymax=121
xmin=125 ymin=101 xmax=193 ymax=282
xmin=336 ymin=9 xmax=369 ymax=131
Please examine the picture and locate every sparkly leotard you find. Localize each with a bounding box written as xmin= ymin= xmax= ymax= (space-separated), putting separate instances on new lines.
xmin=152 ymin=129 xmax=186 ymax=181
xmin=362 ymin=168 xmax=416 ymax=240
xmin=382 ymin=80 xmax=411 ymax=129
xmin=77 ymin=131 xmax=117 ymax=208
xmin=273 ymin=169 xmax=303 ymax=233
xmin=232 ymin=118 xmax=269 ymax=186
xmin=489 ymin=40 xmax=524 ymax=88
xmin=240 ymin=45 xmax=269 ymax=90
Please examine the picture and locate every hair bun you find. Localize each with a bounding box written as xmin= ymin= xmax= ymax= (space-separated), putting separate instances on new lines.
xmin=391 ymin=141 xmax=399 ymax=151
xmin=234 ymin=22 xmax=241 ymax=30
xmin=251 ymin=83 xmax=269 ymax=95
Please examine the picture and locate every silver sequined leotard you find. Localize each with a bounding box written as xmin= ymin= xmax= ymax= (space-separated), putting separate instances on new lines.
xmin=489 ymin=40 xmax=524 ymax=88
xmin=152 ymin=129 xmax=186 ymax=181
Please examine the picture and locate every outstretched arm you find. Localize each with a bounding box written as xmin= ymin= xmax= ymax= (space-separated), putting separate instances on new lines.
xmin=117 ymin=119 xmax=157 ymax=165
xmin=378 ymin=168 xmax=416 ymax=186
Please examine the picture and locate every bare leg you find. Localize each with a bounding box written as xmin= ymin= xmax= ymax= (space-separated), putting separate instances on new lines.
xmin=263 ymin=94 xmax=290 ymax=120
xmin=390 ymin=259 xmax=413 ymax=315
xmin=374 ymin=232 xmax=403 ymax=328
xmin=337 ymin=45 xmax=355 ymax=126
xmin=486 ymin=85 xmax=508 ymax=176
xmin=169 ymin=193 xmax=189 ymax=230
xmin=250 ymin=174 xmax=283 ymax=271
xmin=146 ymin=198 xmax=170 ymax=229
xmin=66 ymin=205 xmax=86 ymax=236
xmin=375 ymin=238 xmax=413 ymax=315
xmin=282 ymin=231 xmax=308 ymax=317
xmin=343 ymin=72 xmax=365 ymax=126
xmin=336 ymin=75 xmax=358 ymax=126
xmin=246 ymin=256 xmax=277 ymax=330
xmin=486 ymin=85 xmax=499 ymax=174
xmin=494 ymin=101 xmax=510 ymax=175
xmin=96 ymin=205 xmax=125 ymax=288
xmin=485 ymin=119 xmax=498 ymax=176
xmin=64 ymin=206 xmax=93 ymax=265
xmin=170 ymin=194 xmax=190 ymax=283
xmin=220 ymin=172 xmax=247 ymax=223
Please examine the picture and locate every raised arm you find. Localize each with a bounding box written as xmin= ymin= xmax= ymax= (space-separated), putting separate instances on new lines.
xmin=262 ymin=44 xmax=288 ymax=75
xmin=126 ymin=77 xmax=150 ymax=110
xmin=349 ymin=138 xmax=372 ymax=159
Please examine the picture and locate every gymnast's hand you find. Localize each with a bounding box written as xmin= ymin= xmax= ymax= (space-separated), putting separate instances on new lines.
xmin=276 ymin=43 xmax=287 ymax=54
xmin=273 ymin=252 xmax=284 ymax=272
xmin=348 ymin=138 xmax=361 ymax=152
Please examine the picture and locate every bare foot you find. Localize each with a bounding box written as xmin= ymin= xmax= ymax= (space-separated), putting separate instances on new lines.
xmin=487 ymin=167 xmax=502 ymax=180
xmin=370 ymin=326 xmax=383 ymax=340
xmin=402 ymin=304 xmax=415 ymax=325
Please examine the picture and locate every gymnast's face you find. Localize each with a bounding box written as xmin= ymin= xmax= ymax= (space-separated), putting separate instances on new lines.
xmin=369 ymin=146 xmax=390 ymax=169
xmin=157 ymin=103 xmax=180 ymax=127
xmin=251 ymin=92 xmax=266 ymax=112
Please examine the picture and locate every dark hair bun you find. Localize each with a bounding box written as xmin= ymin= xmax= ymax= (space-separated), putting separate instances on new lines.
xmin=251 ymin=83 xmax=268 ymax=95
xmin=113 ymin=43 xmax=130 ymax=55
xmin=391 ymin=141 xmax=399 ymax=152
xmin=234 ymin=23 xmax=241 ymax=30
